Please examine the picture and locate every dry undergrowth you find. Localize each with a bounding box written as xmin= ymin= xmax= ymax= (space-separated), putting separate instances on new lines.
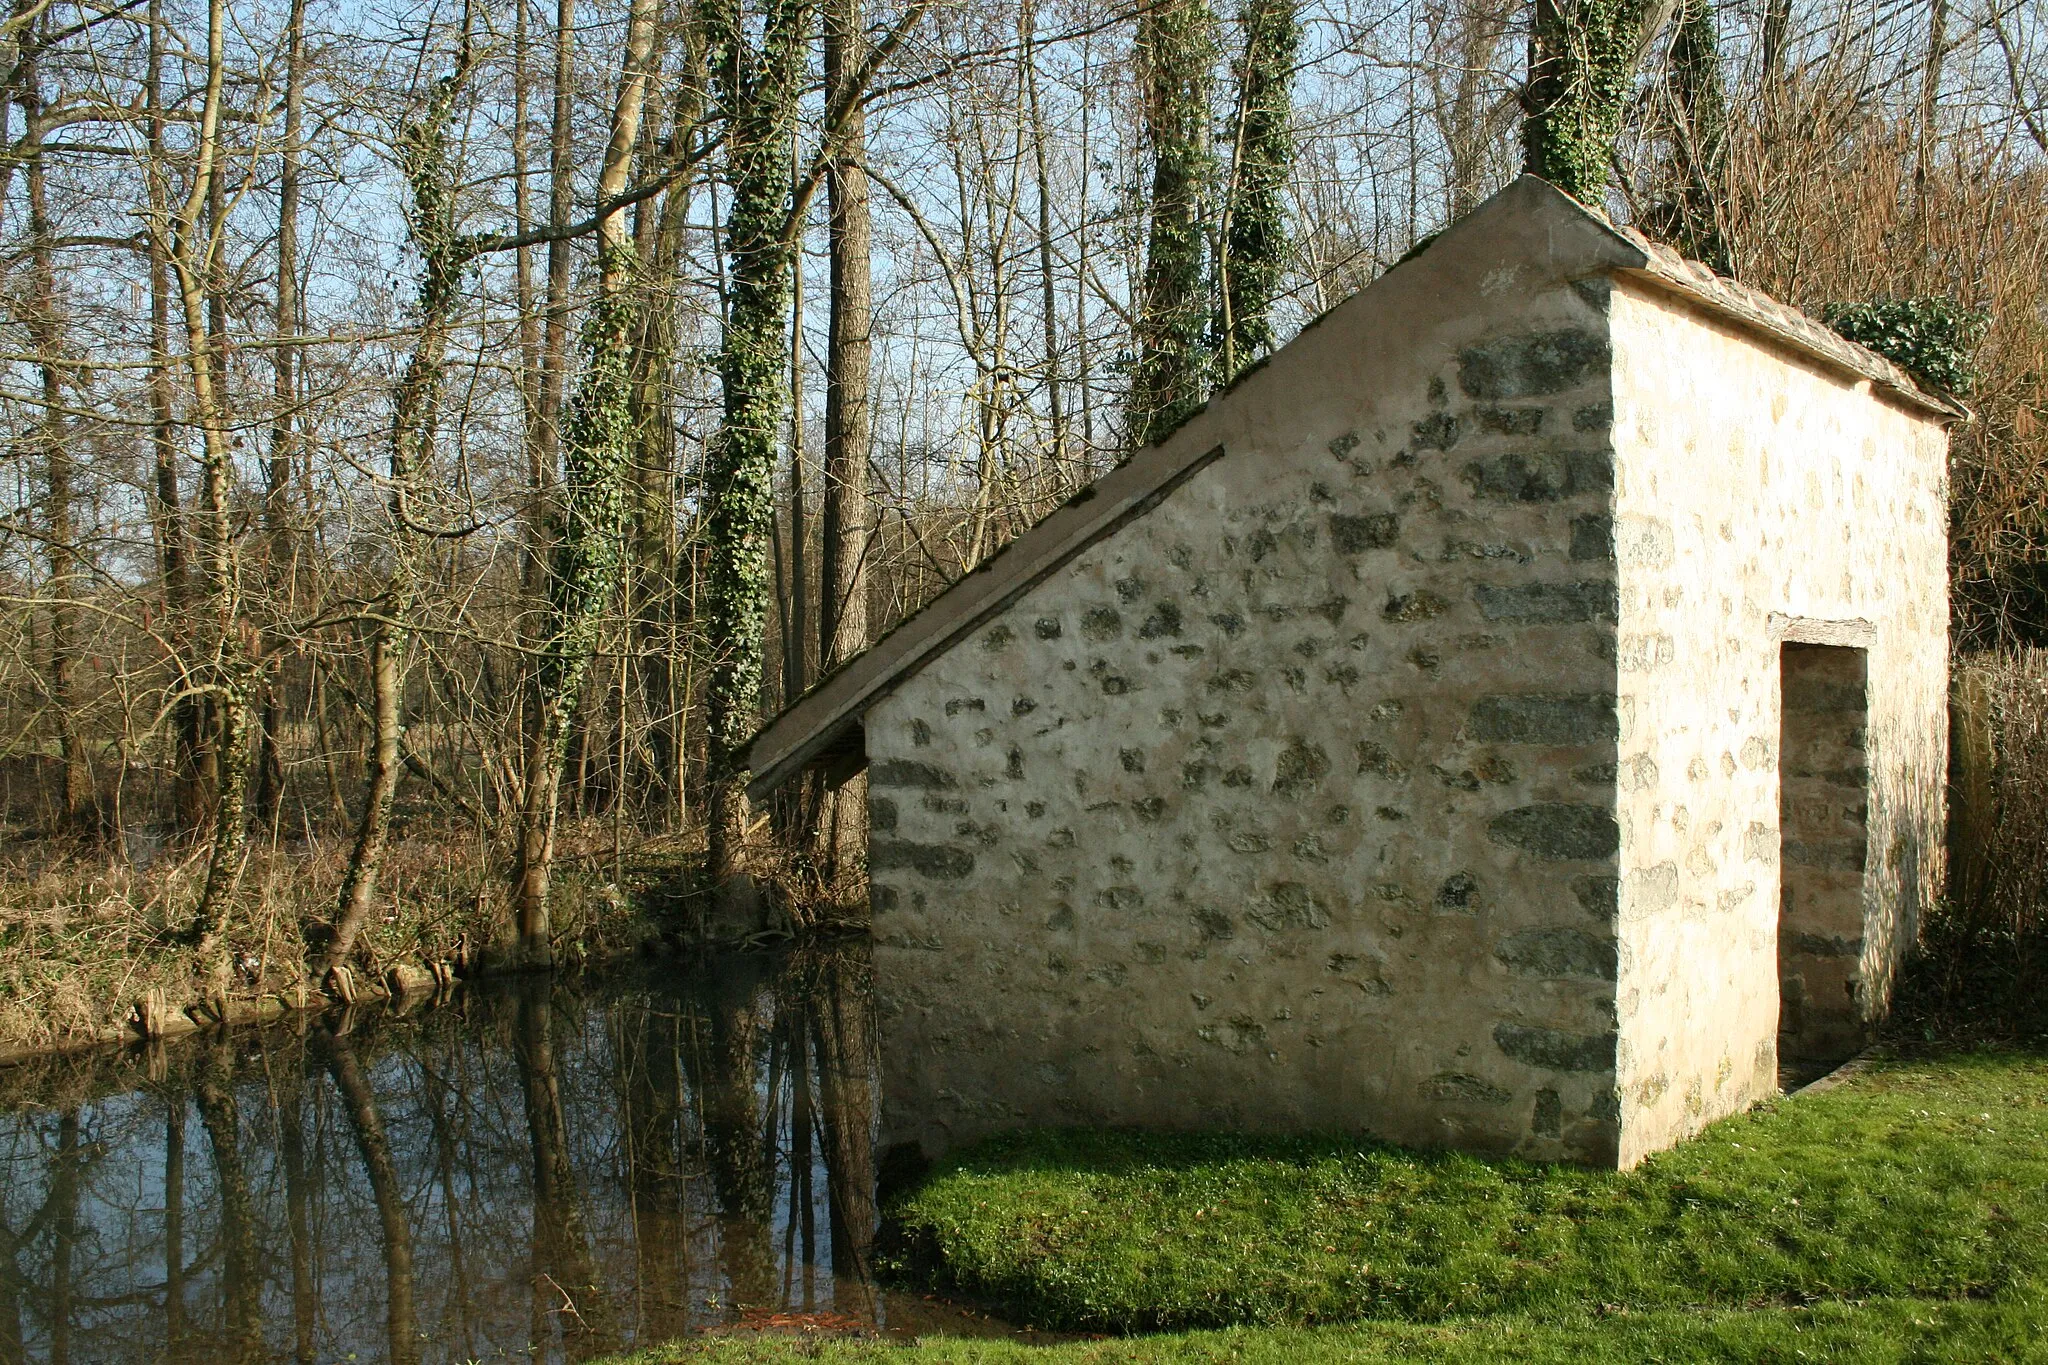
xmin=1931 ymin=648 xmax=2048 ymax=1027
xmin=0 ymin=819 xmax=678 ymax=1054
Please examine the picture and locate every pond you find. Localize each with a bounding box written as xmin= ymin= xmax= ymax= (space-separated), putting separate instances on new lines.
xmin=0 ymin=945 xmax=976 ymax=1362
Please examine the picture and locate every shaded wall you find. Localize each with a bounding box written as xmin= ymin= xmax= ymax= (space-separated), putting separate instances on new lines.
xmin=869 ymin=193 xmax=1634 ymax=1165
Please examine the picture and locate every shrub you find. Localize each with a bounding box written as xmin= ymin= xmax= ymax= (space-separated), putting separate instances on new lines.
xmin=1822 ymin=296 xmax=1989 ymax=397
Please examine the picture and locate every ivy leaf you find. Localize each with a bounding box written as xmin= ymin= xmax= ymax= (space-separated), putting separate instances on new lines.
xmin=1822 ymin=296 xmax=1990 ymax=398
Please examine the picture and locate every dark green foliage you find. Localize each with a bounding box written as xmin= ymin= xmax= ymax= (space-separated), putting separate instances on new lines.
xmin=1522 ymin=0 xmax=1659 ymax=203
xmin=394 ymin=66 xmax=470 ymax=378
xmin=1130 ymin=0 xmax=1217 ymax=447
xmin=703 ymin=0 xmax=810 ymax=788
xmin=387 ymin=43 xmax=474 ymax=551
xmin=1215 ymin=0 xmax=1298 ymax=383
xmin=537 ymin=247 xmax=640 ymax=769
xmin=1823 ymin=296 xmax=1990 ymax=397
xmin=883 ymin=1050 xmax=2048 ymax=1332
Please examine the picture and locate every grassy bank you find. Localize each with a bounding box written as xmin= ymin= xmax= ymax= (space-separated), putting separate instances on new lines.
xmin=612 ymin=1292 xmax=2046 ymax=1362
xmin=608 ymin=1045 xmax=2048 ymax=1361
xmin=884 ymin=1048 xmax=2047 ymax=1331
xmin=0 ymin=822 xmax=685 ymax=1055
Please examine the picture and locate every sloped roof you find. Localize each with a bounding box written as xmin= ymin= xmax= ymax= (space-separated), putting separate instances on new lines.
xmin=744 ymin=176 xmax=1962 ymax=803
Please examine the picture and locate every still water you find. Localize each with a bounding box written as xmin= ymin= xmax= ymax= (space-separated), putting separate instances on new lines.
xmin=0 ymin=947 xmax=915 ymax=1362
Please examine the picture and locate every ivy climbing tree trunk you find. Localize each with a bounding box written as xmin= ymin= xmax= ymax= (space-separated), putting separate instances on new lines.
xmin=1215 ymin=0 xmax=1298 ymax=384
xmin=510 ymin=0 xmax=659 ymax=958
xmin=1521 ymin=0 xmax=1671 ymax=203
xmin=1130 ymin=0 xmax=1217 ymax=447
xmin=701 ymin=0 xmax=813 ymax=895
xmin=325 ymin=23 xmax=475 ymax=985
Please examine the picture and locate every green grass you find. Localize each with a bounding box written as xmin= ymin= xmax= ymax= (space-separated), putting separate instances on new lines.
xmin=610 ymin=1292 xmax=2048 ymax=1362
xmin=883 ymin=1048 xmax=2048 ymax=1332
xmin=605 ymin=1047 xmax=2048 ymax=1362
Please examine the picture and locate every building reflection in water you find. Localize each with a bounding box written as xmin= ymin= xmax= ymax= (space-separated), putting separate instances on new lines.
xmin=0 ymin=945 xmax=877 ymax=1364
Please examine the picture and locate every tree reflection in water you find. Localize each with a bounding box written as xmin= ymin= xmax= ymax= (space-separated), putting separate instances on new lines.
xmin=0 ymin=945 xmax=879 ymax=1363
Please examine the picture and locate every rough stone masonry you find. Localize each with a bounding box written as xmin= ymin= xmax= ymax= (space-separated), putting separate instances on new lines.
xmin=748 ymin=176 xmax=1958 ymax=1169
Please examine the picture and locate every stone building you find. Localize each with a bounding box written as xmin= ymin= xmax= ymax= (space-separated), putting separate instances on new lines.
xmin=747 ymin=176 xmax=1960 ymax=1168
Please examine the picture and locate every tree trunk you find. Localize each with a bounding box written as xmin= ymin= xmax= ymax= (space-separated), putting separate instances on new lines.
xmin=1024 ymin=1 xmax=1066 ymax=468
xmin=1666 ymin=0 xmax=1729 ymax=271
xmin=48 ymin=1110 xmax=79 ymax=1363
xmin=277 ymin=1068 xmax=318 ymax=1364
xmin=1216 ymin=0 xmax=1298 ymax=383
xmin=513 ymin=0 xmax=577 ymax=898
xmin=146 ymin=0 xmax=201 ymax=839
xmin=625 ymin=28 xmax=704 ymax=829
xmin=163 ymin=1099 xmax=186 ymax=1347
xmin=327 ymin=26 xmax=475 ymax=981
xmin=812 ymin=947 xmax=876 ymax=1279
xmin=819 ymin=0 xmax=872 ymax=882
xmin=785 ymin=247 xmax=809 ymax=712
xmin=512 ymin=0 xmax=660 ymax=957
xmin=1437 ymin=0 xmax=1513 ymax=217
xmin=702 ymin=0 xmax=813 ymax=894
xmin=514 ymin=984 xmax=615 ymax=1347
xmin=690 ymin=963 xmax=776 ymax=1301
xmin=539 ymin=0 xmax=577 ymax=475
xmin=1129 ymin=0 xmax=1216 ymax=447
xmin=1915 ymin=0 xmax=1949 ymax=190
xmin=328 ymin=620 xmax=405 ymax=973
xmin=256 ymin=0 xmax=308 ymax=827
xmin=19 ymin=12 xmax=87 ymax=831
xmin=176 ymin=0 xmax=253 ymax=954
xmin=1521 ymin=0 xmax=1666 ymax=203
xmin=1759 ymin=0 xmax=1789 ymax=101
xmin=324 ymin=1030 xmax=419 ymax=1365
xmin=195 ymin=1046 xmax=263 ymax=1356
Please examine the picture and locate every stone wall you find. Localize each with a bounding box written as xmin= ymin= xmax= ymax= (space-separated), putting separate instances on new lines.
xmin=1607 ymin=279 xmax=1948 ymax=1164
xmin=867 ymin=204 xmax=1634 ymax=1166
xmin=862 ymin=196 xmax=1949 ymax=1173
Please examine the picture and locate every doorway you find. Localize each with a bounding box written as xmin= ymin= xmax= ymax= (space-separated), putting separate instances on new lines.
xmin=1777 ymin=643 xmax=1871 ymax=1085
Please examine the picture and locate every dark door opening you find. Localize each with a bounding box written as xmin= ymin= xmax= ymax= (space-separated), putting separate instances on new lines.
xmin=1778 ymin=643 xmax=1871 ymax=1087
